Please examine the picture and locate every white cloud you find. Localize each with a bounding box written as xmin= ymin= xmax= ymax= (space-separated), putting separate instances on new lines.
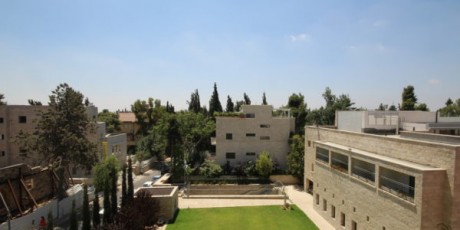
xmin=429 ymin=79 xmax=440 ymax=85
xmin=289 ymin=33 xmax=310 ymax=42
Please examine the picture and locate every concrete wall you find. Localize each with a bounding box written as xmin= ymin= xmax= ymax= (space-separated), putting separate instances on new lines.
xmin=337 ymin=111 xmax=364 ymax=133
xmin=304 ymin=127 xmax=460 ymax=229
xmin=399 ymin=111 xmax=436 ymax=123
xmin=215 ymin=105 xmax=294 ymax=169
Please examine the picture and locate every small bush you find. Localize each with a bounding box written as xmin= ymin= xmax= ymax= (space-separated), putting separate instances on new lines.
xmin=199 ymin=160 xmax=223 ymax=178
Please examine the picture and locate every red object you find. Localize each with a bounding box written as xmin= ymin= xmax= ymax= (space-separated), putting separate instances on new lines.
xmin=39 ymin=217 xmax=47 ymax=229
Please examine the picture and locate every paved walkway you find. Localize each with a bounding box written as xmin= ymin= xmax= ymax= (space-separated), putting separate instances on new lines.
xmin=177 ymin=185 xmax=334 ymax=230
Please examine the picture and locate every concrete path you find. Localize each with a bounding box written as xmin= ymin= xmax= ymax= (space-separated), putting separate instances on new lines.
xmin=176 ymin=185 xmax=334 ymax=230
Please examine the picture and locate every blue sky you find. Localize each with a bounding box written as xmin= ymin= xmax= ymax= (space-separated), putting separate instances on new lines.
xmin=1 ymin=0 xmax=459 ymax=111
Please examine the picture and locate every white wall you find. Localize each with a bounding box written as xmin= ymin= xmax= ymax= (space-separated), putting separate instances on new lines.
xmin=337 ymin=111 xmax=365 ymax=133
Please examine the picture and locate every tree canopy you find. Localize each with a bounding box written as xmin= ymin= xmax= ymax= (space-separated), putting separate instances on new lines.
xmin=401 ymin=85 xmax=417 ymax=110
xmin=287 ymin=135 xmax=304 ymax=180
xmin=98 ymin=109 xmax=121 ymax=133
xmin=226 ymin=95 xmax=234 ymax=112
xmin=439 ymin=98 xmax=460 ymax=117
xmin=255 ymin=151 xmax=273 ymax=178
xmin=287 ymin=93 xmax=308 ymax=134
xmin=188 ymin=89 xmax=202 ymax=113
xmin=209 ymin=83 xmax=223 ymax=116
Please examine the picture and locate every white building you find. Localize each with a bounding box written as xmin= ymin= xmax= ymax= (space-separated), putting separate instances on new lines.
xmin=213 ymin=105 xmax=294 ymax=169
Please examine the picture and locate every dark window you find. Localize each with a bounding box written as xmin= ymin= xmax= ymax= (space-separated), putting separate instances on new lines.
xmin=19 ymin=149 xmax=27 ymax=157
xmin=352 ymin=220 xmax=357 ymax=230
xmin=1 ymin=134 xmax=3 ymax=140
xmin=323 ymin=199 xmax=327 ymax=211
xmin=19 ymin=116 xmax=27 ymax=123
xmin=260 ymin=136 xmax=270 ymax=140
xmin=316 ymin=147 xmax=329 ymax=163
xmin=1 ymin=151 xmax=5 ymax=157
xmin=245 ymin=113 xmax=255 ymax=118
xmin=307 ymin=140 xmax=311 ymax=147
xmin=0 ymin=117 xmax=3 ymax=123
xmin=226 ymin=152 xmax=236 ymax=159
xmin=226 ymin=133 xmax=233 ymax=140
xmin=331 ymin=205 xmax=336 ymax=218
xmin=246 ymin=133 xmax=256 ymax=137
xmin=315 ymin=194 xmax=319 ymax=205
xmin=341 ymin=213 xmax=346 ymax=227
xmin=260 ymin=124 xmax=270 ymax=128
xmin=246 ymin=152 xmax=256 ymax=156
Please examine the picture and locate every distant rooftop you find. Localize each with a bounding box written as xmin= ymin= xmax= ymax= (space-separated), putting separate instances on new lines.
xmin=118 ymin=112 xmax=136 ymax=122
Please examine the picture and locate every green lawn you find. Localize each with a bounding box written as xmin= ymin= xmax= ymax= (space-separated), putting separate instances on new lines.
xmin=166 ymin=205 xmax=318 ymax=230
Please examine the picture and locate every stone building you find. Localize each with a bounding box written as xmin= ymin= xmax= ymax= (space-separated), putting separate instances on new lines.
xmin=213 ymin=105 xmax=294 ymax=169
xmin=304 ymin=126 xmax=460 ymax=229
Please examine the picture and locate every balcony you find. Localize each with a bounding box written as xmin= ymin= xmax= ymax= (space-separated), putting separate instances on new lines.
xmin=331 ymin=152 xmax=348 ymax=173
xmin=379 ymin=167 xmax=415 ymax=202
xmin=316 ymin=147 xmax=329 ymax=164
xmin=351 ymin=158 xmax=375 ymax=184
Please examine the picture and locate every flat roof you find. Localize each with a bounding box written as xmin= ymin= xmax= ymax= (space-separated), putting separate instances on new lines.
xmin=315 ymin=141 xmax=443 ymax=172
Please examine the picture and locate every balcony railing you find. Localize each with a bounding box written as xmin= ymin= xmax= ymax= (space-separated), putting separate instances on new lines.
xmin=379 ymin=175 xmax=415 ymax=202
xmin=331 ymin=158 xmax=348 ymax=173
xmin=316 ymin=152 xmax=329 ymax=163
xmin=351 ymin=165 xmax=375 ymax=183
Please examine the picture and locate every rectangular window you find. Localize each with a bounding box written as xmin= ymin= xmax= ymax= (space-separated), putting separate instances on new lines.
xmin=245 ymin=113 xmax=255 ymax=118
xmin=246 ymin=152 xmax=256 ymax=156
xmin=322 ymin=199 xmax=327 ymax=211
xmin=341 ymin=213 xmax=346 ymax=227
xmin=1 ymin=134 xmax=4 ymax=140
xmin=307 ymin=141 xmax=311 ymax=147
xmin=352 ymin=220 xmax=357 ymax=230
xmin=1 ymin=151 xmax=5 ymax=157
xmin=316 ymin=147 xmax=329 ymax=163
xmin=331 ymin=205 xmax=336 ymax=218
xmin=246 ymin=133 xmax=256 ymax=137
xmin=260 ymin=124 xmax=270 ymax=128
xmin=226 ymin=152 xmax=236 ymax=159
xmin=19 ymin=149 xmax=27 ymax=157
xmin=226 ymin=133 xmax=233 ymax=140
xmin=315 ymin=194 xmax=319 ymax=205
xmin=19 ymin=116 xmax=27 ymax=123
xmin=0 ymin=117 xmax=3 ymax=123
xmin=260 ymin=136 xmax=270 ymax=140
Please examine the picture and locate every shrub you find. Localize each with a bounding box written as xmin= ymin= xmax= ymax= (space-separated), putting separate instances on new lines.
xmin=256 ymin=151 xmax=273 ymax=178
xmin=199 ymin=160 xmax=223 ymax=178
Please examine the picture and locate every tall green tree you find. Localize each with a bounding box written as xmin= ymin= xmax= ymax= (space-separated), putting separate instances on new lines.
xmin=82 ymin=184 xmax=91 ymax=230
xmin=176 ymin=112 xmax=215 ymax=165
xmin=188 ymin=89 xmax=202 ymax=113
xmin=287 ymin=135 xmax=305 ymax=180
xmin=121 ymin=164 xmax=127 ymax=207
xmin=111 ymin=168 xmax=118 ymax=219
xmin=70 ymin=200 xmax=78 ymax=230
xmin=401 ymin=85 xmax=417 ymax=110
xmin=287 ymin=93 xmax=308 ymax=134
xmin=19 ymin=83 xmax=98 ymax=199
xmin=46 ymin=210 xmax=53 ymax=230
xmin=243 ymin=93 xmax=251 ymax=105
xmin=262 ymin=92 xmax=268 ymax=105
xmin=127 ymin=158 xmax=134 ymax=201
xmin=255 ymin=151 xmax=273 ymax=178
xmin=0 ymin=94 xmax=6 ymax=105
xmin=209 ymin=83 xmax=223 ymax=116
xmin=307 ymin=87 xmax=354 ymax=126
xmin=235 ymin=100 xmax=244 ymax=112
xmin=131 ymin=98 xmax=165 ymax=136
xmin=92 ymin=193 xmax=101 ymax=228
xmin=98 ymin=109 xmax=121 ymax=133
xmin=226 ymin=95 xmax=235 ymax=112
xmin=166 ymin=101 xmax=175 ymax=113
xmin=28 ymin=99 xmax=42 ymax=105
xmin=103 ymin=184 xmax=111 ymax=224
xmin=439 ymin=98 xmax=460 ymax=116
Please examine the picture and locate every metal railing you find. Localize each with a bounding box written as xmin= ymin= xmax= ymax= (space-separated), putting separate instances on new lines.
xmin=379 ymin=175 xmax=414 ymax=202
xmin=351 ymin=165 xmax=375 ymax=182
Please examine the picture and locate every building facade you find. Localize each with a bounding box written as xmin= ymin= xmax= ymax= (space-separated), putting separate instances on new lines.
xmin=118 ymin=112 xmax=140 ymax=154
xmin=304 ymin=126 xmax=460 ymax=229
xmin=213 ymin=105 xmax=294 ymax=169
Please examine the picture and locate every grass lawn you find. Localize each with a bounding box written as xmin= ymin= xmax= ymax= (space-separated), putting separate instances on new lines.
xmin=166 ymin=205 xmax=318 ymax=230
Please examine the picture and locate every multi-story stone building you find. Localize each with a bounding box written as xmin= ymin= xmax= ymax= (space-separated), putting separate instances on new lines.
xmin=118 ymin=112 xmax=140 ymax=154
xmin=213 ymin=105 xmax=294 ymax=169
xmin=0 ymin=105 xmax=127 ymax=175
xmin=304 ymin=126 xmax=460 ymax=229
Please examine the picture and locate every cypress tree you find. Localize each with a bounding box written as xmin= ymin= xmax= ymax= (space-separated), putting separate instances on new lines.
xmin=92 ymin=193 xmax=101 ymax=228
xmin=243 ymin=93 xmax=251 ymax=105
xmin=103 ymin=183 xmax=112 ymax=224
xmin=226 ymin=95 xmax=234 ymax=112
xmin=262 ymin=92 xmax=267 ymax=105
xmin=121 ymin=164 xmax=127 ymax=207
xmin=70 ymin=200 xmax=78 ymax=230
xmin=110 ymin=170 xmax=118 ymax=218
xmin=82 ymin=184 xmax=91 ymax=230
xmin=127 ymin=157 xmax=134 ymax=201
xmin=46 ymin=209 xmax=53 ymax=230
xmin=209 ymin=83 xmax=223 ymax=116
